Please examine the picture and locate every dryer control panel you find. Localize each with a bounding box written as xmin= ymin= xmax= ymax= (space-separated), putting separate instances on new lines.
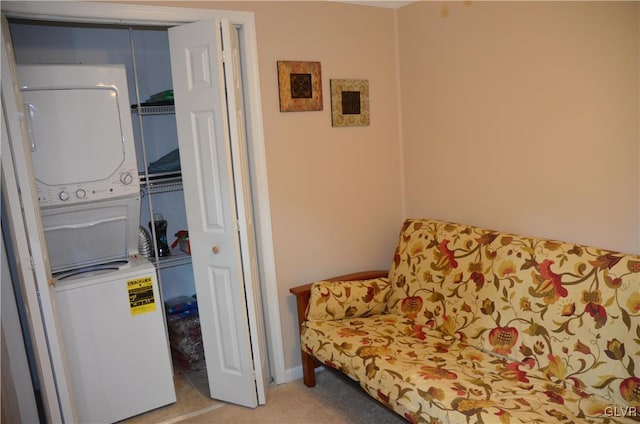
xmin=36 ymin=167 xmax=140 ymax=207
xmin=18 ymin=64 xmax=141 ymax=207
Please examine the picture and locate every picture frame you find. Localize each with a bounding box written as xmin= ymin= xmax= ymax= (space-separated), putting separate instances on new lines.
xmin=277 ymin=61 xmax=323 ymax=112
xmin=330 ymin=79 xmax=369 ymax=127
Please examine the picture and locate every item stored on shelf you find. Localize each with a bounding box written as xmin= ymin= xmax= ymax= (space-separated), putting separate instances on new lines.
xmin=165 ymin=295 xmax=205 ymax=370
xmin=131 ymin=90 xmax=174 ymax=109
xmin=171 ymin=230 xmax=190 ymax=255
xmin=170 ymin=346 xmax=205 ymax=371
xmin=164 ymin=295 xmax=197 ymax=317
xmin=149 ymin=213 xmax=170 ymax=257
xmin=138 ymin=226 xmax=153 ymax=258
xmin=148 ymin=89 xmax=173 ymax=102
xmin=147 ymin=148 xmax=180 ymax=174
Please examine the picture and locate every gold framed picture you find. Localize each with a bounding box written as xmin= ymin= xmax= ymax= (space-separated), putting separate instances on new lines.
xmin=277 ymin=61 xmax=323 ymax=112
xmin=330 ymin=79 xmax=369 ymax=127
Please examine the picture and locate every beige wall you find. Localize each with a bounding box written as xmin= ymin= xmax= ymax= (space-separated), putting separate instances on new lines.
xmin=398 ymin=1 xmax=640 ymax=253
xmin=246 ymin=1 xmax=404 ymax=374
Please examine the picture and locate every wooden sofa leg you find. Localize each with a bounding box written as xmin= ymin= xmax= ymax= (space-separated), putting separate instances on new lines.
xmin=301 ymin=350 xmax=317 ymax=387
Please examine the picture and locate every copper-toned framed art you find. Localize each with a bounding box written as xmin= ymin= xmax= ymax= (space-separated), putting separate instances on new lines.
xmin=330 ymin=79 xmax=369 ymax=127
xmin=277 ymin=61 xmax=323 ymax=112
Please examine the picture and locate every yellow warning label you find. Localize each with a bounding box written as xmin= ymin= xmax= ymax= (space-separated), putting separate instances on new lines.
xmin=128 ymin=276 xmax=156 ymax=315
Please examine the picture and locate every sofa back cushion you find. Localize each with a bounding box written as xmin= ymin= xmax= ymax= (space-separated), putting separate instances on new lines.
xmin=307 ymin=278 xmax=391 ymax=321
xmin=387 ymin=218 xmax=640 ymax=408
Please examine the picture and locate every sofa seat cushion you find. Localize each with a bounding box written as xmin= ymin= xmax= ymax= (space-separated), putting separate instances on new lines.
xmin=370 ymin=346 xmax=619 ymax=423
xmin=301 ymin=313 xmax=419 ymax=383
xmin=301 ymin=314 xmax=618 ymax=423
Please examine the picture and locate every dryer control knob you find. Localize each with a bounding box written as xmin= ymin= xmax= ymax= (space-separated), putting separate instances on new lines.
xmin=59 ymin=191 xmax=70 ymax=201
xmin=120 ymin=172 xmax=133 ymax=185
xmin=76 ymin=188 xmax=86 ymax=199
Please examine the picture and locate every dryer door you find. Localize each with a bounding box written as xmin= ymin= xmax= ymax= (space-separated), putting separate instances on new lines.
xmin=24 ymin=87 xmax=125 ymax=186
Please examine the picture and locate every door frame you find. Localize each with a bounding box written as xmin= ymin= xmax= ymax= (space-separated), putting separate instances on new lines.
xmin=1 ymin=0 xmax=286 ymax=395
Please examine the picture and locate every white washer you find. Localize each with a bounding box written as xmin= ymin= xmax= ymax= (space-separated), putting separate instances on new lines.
xmin=41 ymin=196 xmax=140 ymax=273
xmin=54 ymin=257 xmax=175 ymax=423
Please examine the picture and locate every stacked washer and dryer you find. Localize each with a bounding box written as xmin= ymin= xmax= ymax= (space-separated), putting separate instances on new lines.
xmin=19 ymin=64 xmax=176 ymax=423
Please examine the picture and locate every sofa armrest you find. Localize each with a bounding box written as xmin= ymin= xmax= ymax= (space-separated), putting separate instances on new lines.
xmin=289 ymin=270 xmax=389 ymax=387
xmin=289 ymin=270 xmax=389 ymax=327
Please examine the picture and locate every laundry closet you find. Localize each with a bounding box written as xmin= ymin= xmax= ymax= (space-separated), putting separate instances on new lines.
xmin=4 ymin=7 xmax=271 ymax=422
xmin=9 ymin=18 xmax=197 ymax=291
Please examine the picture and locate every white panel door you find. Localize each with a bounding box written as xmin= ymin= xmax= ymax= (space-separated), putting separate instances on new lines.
xmin=220 ymin=21 xmax=269 ymax=404
xmin=1 ymin=16 xmax=76 ymax=422
xmin=169 ymin=18 xmax=263 ymax=408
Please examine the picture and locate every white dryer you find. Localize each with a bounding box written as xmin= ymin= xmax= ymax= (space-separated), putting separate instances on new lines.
xmin=19 ymin=64 xmax=139 ymax=207
xmin=18 ymin=64 xmax=141 ymax=272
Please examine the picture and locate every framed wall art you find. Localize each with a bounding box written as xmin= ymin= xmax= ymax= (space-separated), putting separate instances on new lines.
xmin=330 ymin=79 xmax=369 ymax=127
xmin=277 ymin=61 xmax=323 ymax=112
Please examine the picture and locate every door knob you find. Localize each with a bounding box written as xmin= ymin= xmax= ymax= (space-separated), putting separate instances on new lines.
xmin=212 ymin=246 xmax=220 ymax=254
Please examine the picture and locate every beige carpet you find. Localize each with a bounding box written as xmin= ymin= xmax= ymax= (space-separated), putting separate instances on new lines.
xmin=179 ymin=370 xmax=407 ymax=423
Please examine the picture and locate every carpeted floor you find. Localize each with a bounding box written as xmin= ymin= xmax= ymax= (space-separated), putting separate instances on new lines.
xmin=179 ymin=369 xmax=407 ymax=423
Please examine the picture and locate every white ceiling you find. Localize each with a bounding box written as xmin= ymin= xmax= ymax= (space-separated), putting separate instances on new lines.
xmin=331 ymin=1 xmax=416 ymax=9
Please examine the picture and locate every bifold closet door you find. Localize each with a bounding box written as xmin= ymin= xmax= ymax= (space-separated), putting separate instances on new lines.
xmin=169 ymin=17 xmax=267 ymax=408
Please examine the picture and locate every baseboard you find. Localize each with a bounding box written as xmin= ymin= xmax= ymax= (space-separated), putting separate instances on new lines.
xmin=281 ymin=364 xmax=325 ymax=384
xmin=283 ymin=365 xmax=303 ymax=383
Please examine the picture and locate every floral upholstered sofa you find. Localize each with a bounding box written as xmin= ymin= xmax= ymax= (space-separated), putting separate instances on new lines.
xmin=290 ymin=218 xmax=640 ymax=423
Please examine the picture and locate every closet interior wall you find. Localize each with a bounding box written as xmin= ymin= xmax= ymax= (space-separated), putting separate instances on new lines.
xmin=8 ymin=20 xmax=196 ymax=302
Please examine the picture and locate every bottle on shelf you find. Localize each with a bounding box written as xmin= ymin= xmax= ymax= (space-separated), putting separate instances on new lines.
xmin=150 ymin=213 xmax=171 ymax=257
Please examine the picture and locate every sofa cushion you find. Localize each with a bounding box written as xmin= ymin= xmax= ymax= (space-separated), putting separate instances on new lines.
xmin=301 ymin=313 xmax=411 ymax=382
xmin=386 ymin=218 xmax=640 ymax=410
xmin=306 ymin=278 xmax=391 ymax=321
xmin=362 ymin=353 xmax=608 ymax=424
xmin=301 ymin=314 xmax=611 ymax=423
